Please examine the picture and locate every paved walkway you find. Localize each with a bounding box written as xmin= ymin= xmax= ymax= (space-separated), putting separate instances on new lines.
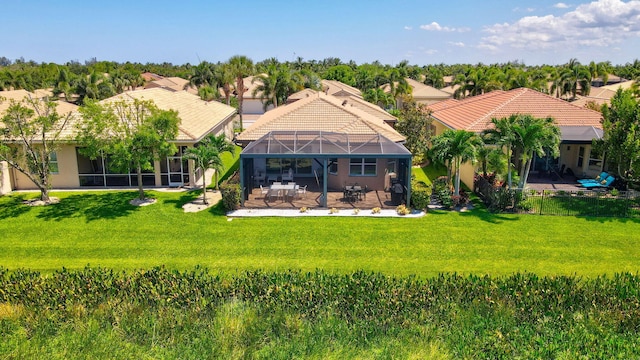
xmin=227 ymin=208 xmax=426 ymax=218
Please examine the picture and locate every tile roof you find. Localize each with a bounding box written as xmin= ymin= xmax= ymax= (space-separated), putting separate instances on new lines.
xmin=321 ymin=80 xmax=362 ymax=98
xmin=144 ymin=76 xmax=197 ymax=95
xmin=0 ymin=89 xmax=78 ymax=116
xmin=289 ymin=89 xmax=397 ymax=123
xmin=429 ymin=88 xmax=603 ymax=134
xmin=601 ymin=80 xmax=636 ymax=91
xmin=383 ymin=78 xmax=451 ymax=100
xmin=237 ymin=91 xmax=404 ymax=143
xmin=103 ymin=88 xmax=237 ymax=142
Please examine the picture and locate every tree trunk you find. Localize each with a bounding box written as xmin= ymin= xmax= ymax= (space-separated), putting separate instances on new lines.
xmin=454 ymin=159 xmax=461 ymax=196
xmin=136 ymin=164 xmax=145 ymax=200
xmin=39 ymin=186 xmax=51 ymax=203
xmin=520 ymin=154 xmax=533 ymax=188
xmin=214 ymin=170 xmax=219 ymax=191
xmin=506 ymin=147 xmax=513 ymax=189
xmin=202 ymin=165 xmax=208 ymax=205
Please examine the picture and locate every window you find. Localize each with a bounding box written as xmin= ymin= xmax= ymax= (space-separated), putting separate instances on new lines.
xmin=328 ymin=158 xmax=338 ymax=175
xmin=49 ymin=152 xmax=59 ymax=174
xmin=577 ymin=146 xmax=585 ymax=168
xmin=588 ymin=147 xmax=603 ymax=171
xmin=349 ymin=158 xmax=377 ymax=176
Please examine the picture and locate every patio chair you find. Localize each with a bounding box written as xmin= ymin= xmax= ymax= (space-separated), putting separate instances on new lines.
xmin=297 ymin=185 xmax=307 ymax=199
xmin=581 ymin=175 xmax=615 ymax=188
xmin=577 ymin=171 xmax=608 ymax=184
xmin=282 ymin=168 xmax=294 ymax=182
xmin=259 ymin=185 xmax=269 ymax=199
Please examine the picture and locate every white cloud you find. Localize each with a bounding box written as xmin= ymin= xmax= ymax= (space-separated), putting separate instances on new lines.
xmin=420 ymin=21 xmax=469 ymax=32
xmin=449 ymin=42 xmax=465 ymax=47
xmin=479 ymin=0 xmax=640 ymax=51
xmin=404 ymin=26 xmax=413 ymax=30
xmin=424 ymin=49 xmax=438 ymax=55
xmin=554 ymin=2 xmax=570 ymax=8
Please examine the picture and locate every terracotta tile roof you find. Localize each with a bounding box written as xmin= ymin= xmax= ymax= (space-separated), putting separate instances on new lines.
xmin=321 ymin=80 xmax=362 ymax=98
xmin=425 ymin=98 xmax=459 ymax=112
xmin=103 ymin=88 xmax=237 ymax=142
xmin=430 ymin=88 xmax=603 ymax=134
xmin=287 ymin=88 xmax=318 ymax=103
xmin=570 ymin=87 xmax=617 ymax=108
xmin=237 ymin=91 xmax=404 ymax=143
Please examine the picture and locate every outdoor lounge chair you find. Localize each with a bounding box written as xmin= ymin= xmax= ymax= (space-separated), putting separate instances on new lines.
xmin=282 ymin=168 xmax=294 ymax=182
xmin=581 ymin=175 xmax=615 ymax=188
xmin=577 ymin=171 xmax=608 ymax=184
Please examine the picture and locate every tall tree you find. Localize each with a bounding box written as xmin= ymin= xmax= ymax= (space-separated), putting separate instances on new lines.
xmin=215 ymin=63 xmax=235 ymax=106
xmin=0 ymin=96 xmax=73 ymax=203
xmin=77 ymin=99 xmax=180 ymax=200
xmin=183 ymin=133 xmax=235 ymax=203
xmin=430 ymin=129 xmax=483 ymax=196
xmin=598 ymin=89 xmax=640 ymax=186
xmin=394 ymin=102 xmax=432 ymax=159
xmin=512 ymin=114 xmax=561 ymax=188
xmin=228 ymin=55 xmax=254 ymax=131
xmin=483 ymin=115 xmax=518 ymax=188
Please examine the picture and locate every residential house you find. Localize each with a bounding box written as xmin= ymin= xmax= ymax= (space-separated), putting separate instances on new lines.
xmin=236 ymin=91 xmax=411 ymax=207
xmin=1 ymin=88 xmax=237 ymax=193
xmin=382 ymin=78 xmax=452 ymax=108
xmin=144 ymin=76 xmax=198 ymax=95
xmin=427 ymin=88 xmax=604 ymax=188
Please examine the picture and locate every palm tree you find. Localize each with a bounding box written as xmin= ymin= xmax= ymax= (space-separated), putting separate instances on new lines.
xmin=185 ymin=61 xmax=215 ymax=90
xmin=215 ymin=63 xmax=235 ymax=106
xmin=483 ymin=115 xmax=518 ymax=188
xmin=184 ymin=134 xmax=236 ymax=203
xmin=512 ymin=115 xmax=561 ymax=188
xmin=430 ymin=129 xmax=483 ymax=196
xmin=228 ymin=55 xmax=254 ymax=131
xmin=560 ymin=58 xmax=591 ymax=100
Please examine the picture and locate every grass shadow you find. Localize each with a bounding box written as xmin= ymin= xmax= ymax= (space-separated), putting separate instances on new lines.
xmin=163 ymin=190 xmax=202 ymax=210
xmin=458 ymin=208 xmax=520 ymax=224
xmin=36 ymin=192 xmax=141 ymax=222
xmin=0 ymin=194 xmax=33 ymax=219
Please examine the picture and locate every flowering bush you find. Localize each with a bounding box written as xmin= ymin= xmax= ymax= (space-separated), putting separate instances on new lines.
xmin=329 ymin=207 xmax=340 ymax=214
xmin=371 ymin=207 xmax=381 ymax=214
xmin=299 ymin=207 xmax=309 ymax=213
xmin=396 ymin=204 xmax=411 ymax=215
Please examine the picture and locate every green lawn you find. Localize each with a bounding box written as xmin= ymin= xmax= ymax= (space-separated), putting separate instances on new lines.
xmin=1 ymin=189 xmax=639 ymax=277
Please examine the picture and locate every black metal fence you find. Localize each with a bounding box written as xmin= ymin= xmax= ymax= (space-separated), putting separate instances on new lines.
xmin=474 ymin=175 xmax=640 ymax=218
xmin=518 ymin=190 xmax=640 ymax=218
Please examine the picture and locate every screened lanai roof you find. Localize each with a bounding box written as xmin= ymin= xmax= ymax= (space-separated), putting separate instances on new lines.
xmin=241 ymin=131 xmax=411 ymax=157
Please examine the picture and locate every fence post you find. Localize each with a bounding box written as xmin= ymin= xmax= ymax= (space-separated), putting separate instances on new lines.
xmin=540 ymin=191 xmax=544 ymax=215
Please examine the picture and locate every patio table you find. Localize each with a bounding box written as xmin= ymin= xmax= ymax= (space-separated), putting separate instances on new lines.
xmin=269 ymin=183 xmax=297 ymax=201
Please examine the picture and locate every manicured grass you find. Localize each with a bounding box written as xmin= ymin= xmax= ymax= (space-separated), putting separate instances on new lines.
xmin=1 ymin=190 xmax=639 ymax=277
xmin=412 ymin=163 xmax=447 ymax=186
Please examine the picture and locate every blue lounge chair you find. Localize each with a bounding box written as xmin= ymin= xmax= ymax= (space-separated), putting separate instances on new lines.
xmin=577 ymin=171 xmax=608 ymax=184
xmin=581 ymin=175 xmax=615 ymax=188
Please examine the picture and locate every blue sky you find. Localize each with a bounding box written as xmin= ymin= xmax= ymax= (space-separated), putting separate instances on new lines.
xmin=5 ymin=0 xmax=640 ymax=66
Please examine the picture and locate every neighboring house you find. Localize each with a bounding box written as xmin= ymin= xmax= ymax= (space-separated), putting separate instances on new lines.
xmin=591 ymin=74 xmax=627 ymax=88
xmin=0 ymin=90 xmax=79 ymax=194
xmin=236 ymin=75 xmax=276 ymax=129
xmin=382 ymin=78 xmax=452 ymax=108
xmin=144 ymin=76 xmax=198 ymax=95
xmin=321 ymin=80 xmax=363 ymax=98
xmin=427 ymin=88 xmax=604 ymax=188
xmin=571 ymin=80 xmax=636 ymax=108
xmin=2 ymin=88 xmax=237 ymax=193
xmin=236 ymin=91 xmax=411 ymax=207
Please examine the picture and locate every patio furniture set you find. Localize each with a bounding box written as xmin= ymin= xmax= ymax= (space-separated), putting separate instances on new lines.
xmin=343 ymin=183 xmax=366 ymax=203
xmin=577 ymin=171 xmax=616 ymax=189
xmin=260 ymin=182 xmax=307 ymax=202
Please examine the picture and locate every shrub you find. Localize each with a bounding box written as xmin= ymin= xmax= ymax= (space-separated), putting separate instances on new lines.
xmin=352 ymin=208 xmax=360 ymax=215
xmin=299 ymin=207 xmax=309 ymax=213
xmin=410 ymin=182 xmax=432 ymax=210
xmin=329 ymin=208 xmax=339 ymax=214
xmin=396 ymin=204 xmax=411 ymax=215
xmin=371 ymin=207 xmax=381 ymax=214
xmin=610 ymin=188 xmax=620 ymax=196
xmin=220 ymin=183 xmax=241 ymax=211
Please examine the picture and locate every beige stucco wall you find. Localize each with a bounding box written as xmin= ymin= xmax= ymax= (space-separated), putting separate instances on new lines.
xmin=326 ymin=158 xmax=389 ymax=191
xmin=430 ymin=119 xmax=451 ymax=137
xmin=0 ymin=160 xmax=12 ymax=194
xmin=11 ymin=144 xmax=80 ymax=190
xmin=559 ymin=143 xmax=602 ymax=178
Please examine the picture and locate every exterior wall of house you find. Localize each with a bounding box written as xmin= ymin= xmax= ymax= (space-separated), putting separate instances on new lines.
xmin=1 ymin=161 xmax=12 ymax=194
xmin=559 ymin=143 xmax=602 ymax=178
xmin=459 ymin=161 xmax=476 ymax=190
xmin=326 ymin=158 xmax=389 ymax=191
xmin=242 ymin=99 xmax=274 ymax=115
xmin=11 ymin=144 xmax=80 ymax=190
xmin=430 ymin=119 xmax=451 ymax=137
